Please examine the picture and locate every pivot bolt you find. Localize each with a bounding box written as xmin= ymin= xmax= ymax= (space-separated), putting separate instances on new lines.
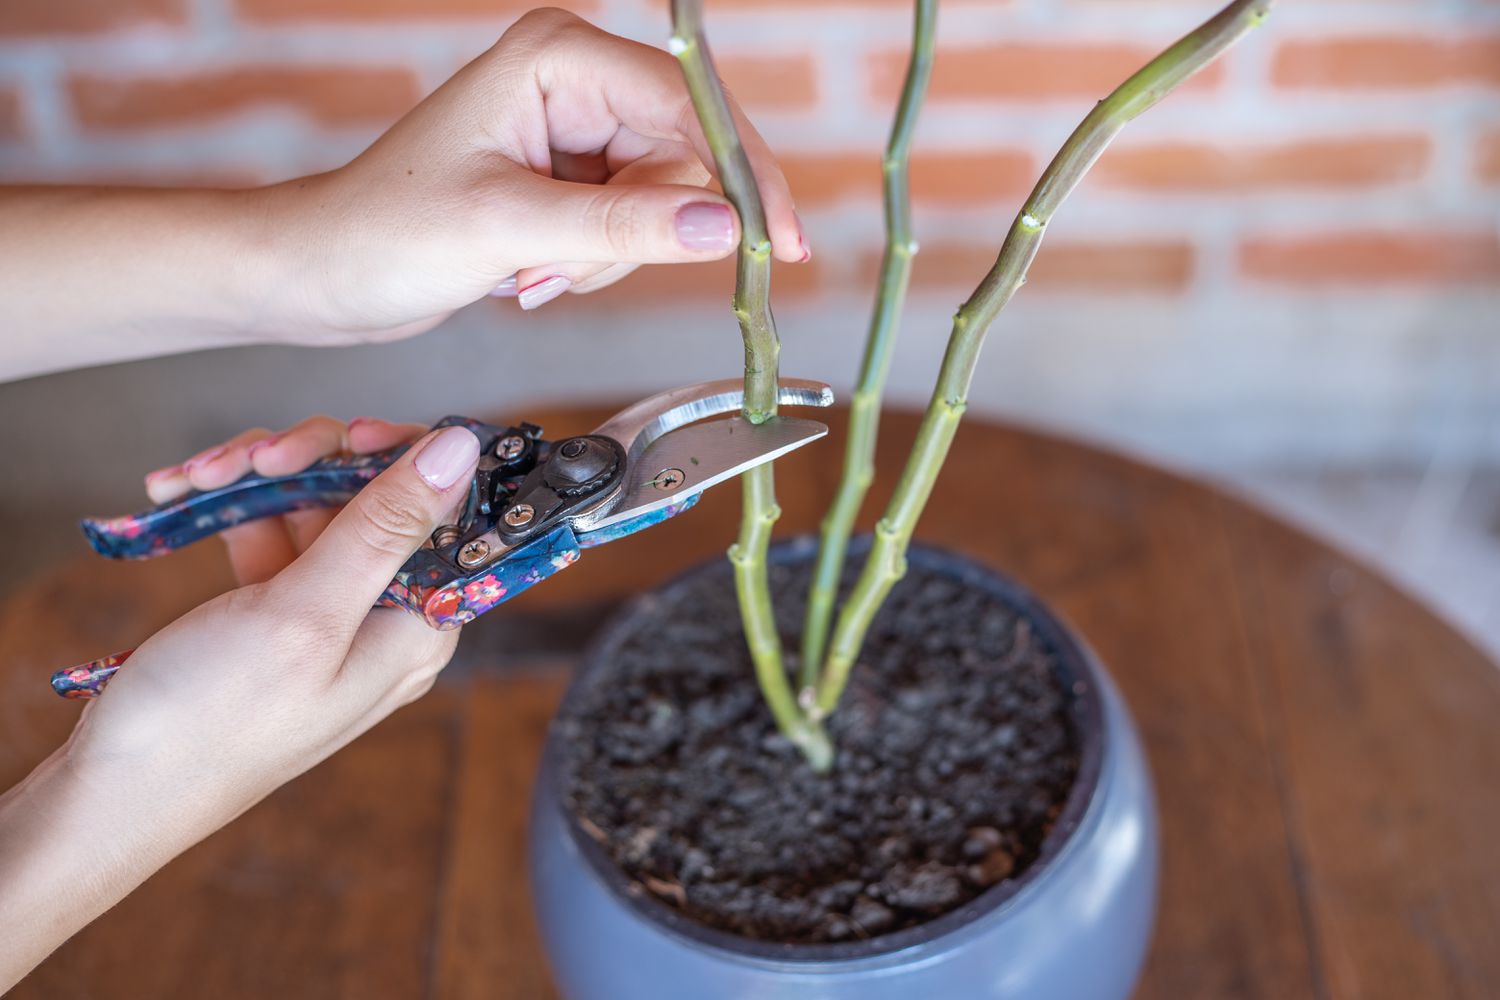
xmin=653 ymin=468 xmax=686 ymax=492
xmin=496 ymin=435 xmax=526 ymax=461
xmin=457 ymin=539 xmax=491 ymax=568
xmin=559 ymin=438 xmax=588 ymax=460
xmin=503 ymin=503 xmax=535 ymax=527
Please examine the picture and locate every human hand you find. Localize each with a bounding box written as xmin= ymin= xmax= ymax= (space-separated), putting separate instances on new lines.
xmin=143 ymin=415 xmax=428 ymax=585
xmin=0 ymin=424 xmax=483 ymax=986
xmin=65 ymin=423 xmax=482 ymax=851
xmin=253 ymin=7 xmax=806 ymax=343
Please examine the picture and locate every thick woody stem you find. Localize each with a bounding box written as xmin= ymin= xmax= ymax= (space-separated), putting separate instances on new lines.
xmin=815 ymin=0 xmax=1275 ymax=715
xmin=670 ymin=0 xmax=831 ymax=769
xmin=799 ymin=0 xmax=938 ymax=693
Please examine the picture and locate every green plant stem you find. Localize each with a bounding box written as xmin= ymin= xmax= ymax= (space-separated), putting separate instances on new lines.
xmin=670 ymin=0 xmax=831 ymax=770
xmin=815 ymin=0 xmax=1274 ymax=715
xmin=799 ymin=0 xmax=937 ymax=695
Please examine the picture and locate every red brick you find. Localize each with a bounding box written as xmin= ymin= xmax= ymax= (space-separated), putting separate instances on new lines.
xmin=1478 ymin=130 xmax=1500 ymax=184
xmin=557 ymin=256 xmax=822 ymax=308
xmin=1239 ymin=232 xmax=1500 ymax=284
xmin=870 ymin=43 xmax=1225 ymax=103
xmin=0 ymin=0 xmax=186 ymax=36
xmin=67 ymin=67 xmax=423 ymax=130
xmin=1272 ymin=37 xmax=1500 ymax=89
xmin=717 ymin=54 xmax=818 ymax=111
xmin=236 ymin=0 xmax=592 ymax=20
xmin=1096 ymin=134 xmax=1432 ymax=191
xmin=0 ymin=86 xmax=25 ymax=141
xmin=893 ymin=239 xmax=1195 ymax=293
xmin=780 ymin=149 xmax=1035 ymax=206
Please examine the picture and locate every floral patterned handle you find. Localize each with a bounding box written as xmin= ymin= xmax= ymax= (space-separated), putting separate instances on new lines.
xmin=82 ymin=446 xmax=408 ymax=561
xmin=52 ymin=649 xmax=133 ymax=699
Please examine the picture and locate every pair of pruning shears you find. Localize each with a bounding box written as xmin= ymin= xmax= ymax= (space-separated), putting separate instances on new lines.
xmin=51 ymin=378 xmax=833 ymax=699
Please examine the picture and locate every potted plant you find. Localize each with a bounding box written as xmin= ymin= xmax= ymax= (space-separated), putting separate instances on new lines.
xmin=530 ymin=1 xmax=1271 ymax=996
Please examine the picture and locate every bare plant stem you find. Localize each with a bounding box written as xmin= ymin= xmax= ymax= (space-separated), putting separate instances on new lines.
xmin=799 ymin=0 xmax=938 ymax=694
xmin=670 ymin=0 xmax=831 ymax=769
xmin=814 ymin=0 xmax=1274 ymax=715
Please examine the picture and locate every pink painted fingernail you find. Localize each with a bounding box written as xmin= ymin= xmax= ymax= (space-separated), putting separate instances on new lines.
xmin=518 ymin=275 xmax=570 ymax=311
xmin=184 ymin=446 xmax=226 ymax=473
xmin=414 ymin=426 xmax=480 ymax=490
xmin=675 ymin=202 xmax=736 ymax=252
xmin=795 ymin=210 xmax=811 ymax=262
xmin=488 ymin=275 xmax=519 ymax=298
xmin=247 ymin=434 xmax=281 ymax=459
xmin=145 ymin=464 xmax=183 ymax=483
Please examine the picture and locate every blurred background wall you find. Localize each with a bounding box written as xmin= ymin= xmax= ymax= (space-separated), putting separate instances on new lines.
xmin=1 ymin=0 xmax=1497 ymax=649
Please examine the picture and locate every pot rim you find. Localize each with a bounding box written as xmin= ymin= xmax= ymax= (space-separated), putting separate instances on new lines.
xmin=542 ymin=536 xmax=1108 ymax=967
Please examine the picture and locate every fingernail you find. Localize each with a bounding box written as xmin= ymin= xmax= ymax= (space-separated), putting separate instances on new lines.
xmin=347 ymin=417 xmax=379 ymax=431
xmin=488 ymin=275 xmax=518 ymax=298
xmin=246 ymin=434 xmax=281 ymax=459
xmin=675 ymin=202 xmax=736 ymax=252
xmin=145 ymin=464 xmax=183 ymax=483
xmin=184 ymin=446 xmax=226 ymax=473
xmin=414 ymin=426 xmax=480 ymax=490
xmin=518 ymin=275 xmax=570 ymax=311
xmin=795 ymin=210 xmax=812 ymax=262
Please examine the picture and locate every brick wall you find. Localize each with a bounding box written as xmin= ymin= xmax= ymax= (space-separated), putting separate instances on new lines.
xmin=0 ymin=0 xmax=1497 ymax=483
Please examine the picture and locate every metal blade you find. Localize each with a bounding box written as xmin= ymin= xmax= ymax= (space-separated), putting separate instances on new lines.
xmin=579 ymin=415 xmax=827 ymax=531
xmin=591 ymin=377 xmax=833 ymax=459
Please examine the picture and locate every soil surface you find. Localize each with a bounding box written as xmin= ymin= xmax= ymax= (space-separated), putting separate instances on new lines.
xmin=556 ymin=551 xmax=1082 ymax=945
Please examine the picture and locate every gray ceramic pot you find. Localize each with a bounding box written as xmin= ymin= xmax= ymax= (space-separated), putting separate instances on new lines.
xmin=529 ymin=542 xmax=1159 ymax=999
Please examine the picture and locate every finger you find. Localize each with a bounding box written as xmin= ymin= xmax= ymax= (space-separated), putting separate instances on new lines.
xmin=284 ymin=508 xmax=340 ymax=555
xmin=347 ymin=418 xmax=428 ymax=455
xmin=247 ymin=415 xmax=349 ymax=478
xmin=503 ymin=171 xmax=739 ymax=271
xmin=511 ymin=150 xmax=709 ymax=301
xmin=518 ymin=12 xmax=806 ymax=262
xmin=284 ymin=420 xmax=424 ymax=555
xmin=273 ymin=426 xmax=480 ymax=624
xmin=342 ymin=607 xmax=461 ymax=711
xmin=146 ymin=427 xmax=272 ymax=504
xmin=502 ymin=262 xmax=639 ymax=309
xmin=570 ymin=262 xmax=638 ymax=295
xmin=221 ymin=518 xmax=300 ymax=586
xmin=184 ymin=427 xmax=276 ymax=493
xmin=143 ymin=464 xmax=188 ymax=505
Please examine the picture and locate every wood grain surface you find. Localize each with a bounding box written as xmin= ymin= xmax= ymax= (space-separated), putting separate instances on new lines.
xmin=2 ymin=407 xmax=1496 ymax=999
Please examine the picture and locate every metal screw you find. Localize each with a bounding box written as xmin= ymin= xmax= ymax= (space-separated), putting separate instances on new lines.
xmin=503 ymin=503 xmax=535 ymax=527
xmin=431 ymin=525 xmax=462 ymax=548
xmin=559 ymin=438 xmax=588 ymax=460
xmin=457 ymin=539 xmax=491 ymax=568
xmin=652 ymin=468 xmax=685 ymax=492
xmin=496 ymin=435 xmax=526 ymax=461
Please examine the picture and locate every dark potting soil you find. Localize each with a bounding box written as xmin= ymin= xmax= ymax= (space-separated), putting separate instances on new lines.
xmin=555 ymin=553 xmax=1081 ymax=945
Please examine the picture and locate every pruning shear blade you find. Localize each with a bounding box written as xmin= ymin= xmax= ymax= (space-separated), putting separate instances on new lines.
xmin=586 ymin=415 xmax=827 ymax=532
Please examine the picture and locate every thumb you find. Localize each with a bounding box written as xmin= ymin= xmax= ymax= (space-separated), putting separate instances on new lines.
xmin=511 ymin=173 xmax=740 ymax=266
xmin=273 ymin=426 xmax=480 ymax=623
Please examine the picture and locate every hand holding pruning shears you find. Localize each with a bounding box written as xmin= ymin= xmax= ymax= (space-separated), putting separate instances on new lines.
xmin=0 ymin=8 xmax=814 ymax=989
xmin=54 ymin=380 xmax=832 ymax=697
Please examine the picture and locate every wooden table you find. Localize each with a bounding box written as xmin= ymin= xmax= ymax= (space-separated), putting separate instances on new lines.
xmin=3 ymin=408 xmax=1497 ymax=999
